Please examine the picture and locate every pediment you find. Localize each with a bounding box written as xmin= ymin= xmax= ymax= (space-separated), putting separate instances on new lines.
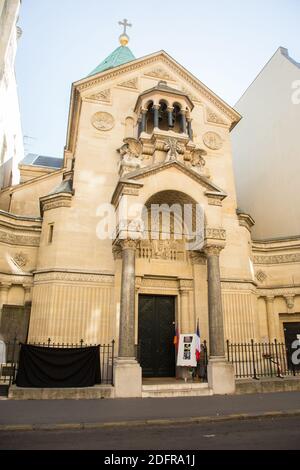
xmin=66 ymin=50 xmax=241 ymax=152
xmin=111 ymin=160 xmax=227 ymax=206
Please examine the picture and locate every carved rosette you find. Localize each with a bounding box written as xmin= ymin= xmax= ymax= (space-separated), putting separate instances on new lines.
xmin=203 ymin=131 xmax=223 ymax=150
xmin=91 ymin=112 xmax=115 ymax=131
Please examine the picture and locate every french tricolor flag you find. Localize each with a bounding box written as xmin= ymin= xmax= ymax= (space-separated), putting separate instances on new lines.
xmin=195 ymin=319 xmax=201 ymax=362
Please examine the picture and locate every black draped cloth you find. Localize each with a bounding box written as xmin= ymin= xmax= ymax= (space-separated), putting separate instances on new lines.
xmin=16 ymin=344 xmax=101 ymax=388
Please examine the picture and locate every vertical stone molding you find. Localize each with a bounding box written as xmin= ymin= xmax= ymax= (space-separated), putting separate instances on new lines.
xmin=265 ymin=296 xmax=276 ymax=341
xmin=204 ymin=245 xmax=225 ymax=358
xmin=179 ymin=289 xmax=189 ymax=333
xmin=24 ymin=286 xmax=32 ymax=304
xmin=118 ymin=239 xmax=137 ymax=358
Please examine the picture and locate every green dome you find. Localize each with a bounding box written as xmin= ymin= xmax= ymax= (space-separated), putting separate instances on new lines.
xmin=88 ymin=46 xmax=136 ymax=76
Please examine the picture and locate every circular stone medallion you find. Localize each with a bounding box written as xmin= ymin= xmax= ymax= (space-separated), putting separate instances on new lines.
xmin=203 ymin=131 xmax=223 ymax=150
xmin=91 ymin=112 xmax=115 ymax=131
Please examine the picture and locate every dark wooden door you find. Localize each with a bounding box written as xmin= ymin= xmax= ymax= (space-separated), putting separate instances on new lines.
xmin=284 ymin=322 xmax=300 ymax=372
xmin=138 ymin=295 xmax=175 ymax=377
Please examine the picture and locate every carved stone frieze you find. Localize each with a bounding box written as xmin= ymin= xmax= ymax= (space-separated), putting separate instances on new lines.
xmin=141 ymin=277 xmax=178 ymax=289
xmin=118 ymin=78 xmax=138 ymax=89
xmin=34 ymin=271 xmax=114 ymax=284
xmin=253 ymin=253 xmax=300 ymax=265
xmin=206 ymin=108 xmax=227 ymax=126
xmin=144 ymin=68 xmax=175 ymax=81
xmin=87 ymin=89 xmax=111 ymax=102
xmin=0 ymin=230 xmax=40 ymax=247
xmin=138 ymin=239 xmax=186 ymax=261
xmin=205 ymin=228 xmax=226 ymax=240
xmin=42 ymin=196 xmax=72 ymax=212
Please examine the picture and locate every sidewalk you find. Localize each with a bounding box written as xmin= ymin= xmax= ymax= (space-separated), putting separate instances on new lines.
xmin=0 ymin=391 xmax=300 ymax=431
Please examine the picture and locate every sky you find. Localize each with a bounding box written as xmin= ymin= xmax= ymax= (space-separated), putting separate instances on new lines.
xmin=16 ymin=0 xmax=300 ymax=158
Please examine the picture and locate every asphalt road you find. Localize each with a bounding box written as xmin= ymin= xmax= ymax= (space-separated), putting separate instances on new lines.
xmin=0 ymin=416 xmax=299 ymax=450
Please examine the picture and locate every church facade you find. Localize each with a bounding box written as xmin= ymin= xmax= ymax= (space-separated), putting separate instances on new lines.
xmin=0 ymin=30 xmax=299 ymax=395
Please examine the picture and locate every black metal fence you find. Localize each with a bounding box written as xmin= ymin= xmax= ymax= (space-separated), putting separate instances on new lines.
xmin=0 ymin=338 xmax=115 ymax=387
xmin=227 ymin=339 xmax=300 ymax=379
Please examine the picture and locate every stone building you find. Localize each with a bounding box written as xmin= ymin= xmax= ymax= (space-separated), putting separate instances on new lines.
xmin=0 ymin=0 xmax=24 ymax=189
xmin=0 ymin=28 xmax=299 ymax=396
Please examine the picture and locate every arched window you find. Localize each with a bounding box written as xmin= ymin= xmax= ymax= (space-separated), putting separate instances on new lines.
xmin=158 ymin=101 xmax=169 ymax=131
xmin=172 ymin=103 xmax=182 ymax=133
xmin=146 ymin=101 xmax=154 ymax=134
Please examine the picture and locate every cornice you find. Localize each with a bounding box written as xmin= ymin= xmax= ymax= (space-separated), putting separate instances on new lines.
xmin=34 ymin=270 xmax=114 ymax=284
xmin=121 ymin=160 xmax=227 ymax=197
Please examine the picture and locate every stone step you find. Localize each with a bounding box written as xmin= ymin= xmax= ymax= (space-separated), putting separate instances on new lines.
xmin=142 ymin=382 xmax=213 ymax=398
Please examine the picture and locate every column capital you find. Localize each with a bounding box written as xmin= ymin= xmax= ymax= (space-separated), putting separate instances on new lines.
xmin=265 ymin=295 xmax=275 ymax=303
xmin=204 ymin=244 xmax=224 ymax=257
xmin=152 ymin=104 xmax=160 ymax=110
xmin=119 ymin=238 xmax=139 ymax=251
xmin=167 ymin=106 xmax=174 ymax=112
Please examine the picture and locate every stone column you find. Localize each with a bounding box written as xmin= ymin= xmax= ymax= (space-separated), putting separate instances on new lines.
xmin=265 ymin=296 xmax=276 ymax=341
xmin=187 ymin=118 xmax=193 ymax=140
xmin=180 ymin=110 xmax=187 ymax=134
xmin=137 ymin=117 xmax=142 ymax=137
xmin=206 ymin=245 xmax=225 ymax=358
xmin=153 ymin=104 xmax=160 ymax=129
xmin=167 ymin=106 xmax=174 ymax=128
xmin=118 ymin=239 xmax=137 ymax=358
xmin=204 ymin=245 xmax=235 ymax=394
xmin=0 ymin=283 xmax=10 ymax=330
xmin=114 ymin=239 xmax=142 ymax=398
xmin=141 ymin=109 xmax=147 ymax=134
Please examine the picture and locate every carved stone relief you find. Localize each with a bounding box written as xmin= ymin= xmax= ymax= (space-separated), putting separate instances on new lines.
xmin=118 ymin=78 xmax=138 ymax=89
xmin=206 ymin=108 xmax=227 ymax=126
xmin=137 ymin=239 xmax=186 ymax=261
xmin=144 ymin=68 xmax=175 ymax=81
xmin=12 ymin=252 xmax=28 ymax=268
xmin=87 ymin=89 xmax=111 ymax=102
xmin=203 ymin=131 xmax=223 ymax=150
xmin=91 ymin=112 xmax=115 ymax=131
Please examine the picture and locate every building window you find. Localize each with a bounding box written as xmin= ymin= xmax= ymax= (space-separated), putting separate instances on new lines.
xmin=48 ymin=224 xmax=54 ymax=244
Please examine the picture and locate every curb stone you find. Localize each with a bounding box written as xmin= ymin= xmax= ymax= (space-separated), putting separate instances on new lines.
xmin=1 ymin=409 xmax=300 ymax=432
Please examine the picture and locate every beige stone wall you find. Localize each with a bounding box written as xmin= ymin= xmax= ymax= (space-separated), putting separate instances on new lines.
xmin=28 ymin=272 xmax=115 ymax=344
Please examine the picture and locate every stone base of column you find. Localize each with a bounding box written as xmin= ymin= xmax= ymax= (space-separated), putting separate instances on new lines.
xmin=207 ymin=357 xmax=236 ymax=395
xmin=114 ymin=357 xmax=142 ymax=398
